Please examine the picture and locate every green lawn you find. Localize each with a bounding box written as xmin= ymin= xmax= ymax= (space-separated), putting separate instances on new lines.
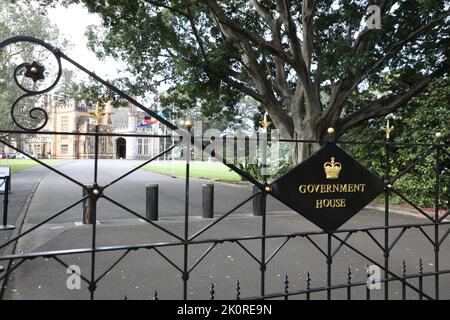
xmin=0 ymin=159 xmax=59 ymax=173
xmin=141 ymin=161 xmax=241 ymax=181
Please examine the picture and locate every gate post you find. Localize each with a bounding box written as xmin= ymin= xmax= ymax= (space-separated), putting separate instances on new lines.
xmin=202 ymin=183 xmax=214 ymax=218
xmin=146 ymin=184 xmax=159 ymax=221
xmin=253 ymin=185 xmax=265 ymax=216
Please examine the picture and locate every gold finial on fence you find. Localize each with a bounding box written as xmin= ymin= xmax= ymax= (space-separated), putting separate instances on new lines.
xmin=327 ymin=127 xmax=335 ymax=136
xmin=384 ymin=119 xmax=394 ymax=140
xmin=184 ymin=118 xmax=193 ymax=130
xmin=89 ymin=101 xmax=105 ymax=126
xmin=259 ymin=112 xmax=271 ymax=131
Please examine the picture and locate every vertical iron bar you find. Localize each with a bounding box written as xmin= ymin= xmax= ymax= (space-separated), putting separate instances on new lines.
xmin=89 ymin=124 xmax=99 ymax=300
xmin=366 ymin=267 xmax=371 ymax=300
xmin=402 ymin=260 xmax=406 ymax=300
xmin=235 ymin=280 xmax=241 ymax=300
xmin=183 ymin=129 xmax=191 ymax=300
xmin=209 ymin=283 xmax=215 ymax=300
xmin=347 ymin=267 xmax=352 ymax=300
xmin=384 ymin=139 xmax=391 ymax=300
xmin=434 ymin=144 xmax=441 ymax=300
xmin=94 ymin=125 xmax=99 ymax=184
xmin=260 ymin=131 xmax=268 ymax=299
xmin=327 ymin=233 xmax=332 ymax=300
xmin=284 ymin=274 xmax=289 ymax=300
xmin=260 ymin=190 xmax=267 ymax=298
xmin=418 ymin=258 xmax=423 ymax=300
xmin=2 ymin=177 xmax=9 ymax=226
xmin=306 ymin=272 xmax=311 ymax=301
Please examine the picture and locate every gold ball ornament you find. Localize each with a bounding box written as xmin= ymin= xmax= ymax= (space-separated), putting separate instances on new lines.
xmin=327 ymin=127 xmax=335 ymax=135
xmin=184 ymin=119 xmax=193 ymax=129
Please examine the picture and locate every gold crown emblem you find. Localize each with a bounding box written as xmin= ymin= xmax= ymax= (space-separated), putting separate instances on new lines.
xmin=324 ymin=157 xmax=341 ymax=179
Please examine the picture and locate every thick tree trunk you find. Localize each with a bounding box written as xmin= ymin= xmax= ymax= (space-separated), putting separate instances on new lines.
xmin=287 ymin=87 xmax=323 ymax=164
xmin=291 ymin=120 xmax=322 ymax=164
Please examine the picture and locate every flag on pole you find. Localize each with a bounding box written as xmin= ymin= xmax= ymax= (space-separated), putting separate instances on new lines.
xmin=138 ymin=115 xmax=159 ymax=127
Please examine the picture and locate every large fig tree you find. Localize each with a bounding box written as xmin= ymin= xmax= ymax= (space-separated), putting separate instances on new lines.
xmin=42 ymin=0 xmax=449 ymax=162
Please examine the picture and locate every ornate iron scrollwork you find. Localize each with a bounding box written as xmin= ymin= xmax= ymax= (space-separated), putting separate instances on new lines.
xmin=0 ymin=36 xmax=63 ymax=131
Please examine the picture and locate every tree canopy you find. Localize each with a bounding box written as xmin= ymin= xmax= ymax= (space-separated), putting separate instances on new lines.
xmin=40 ymin=0 xmax=449 ymax=160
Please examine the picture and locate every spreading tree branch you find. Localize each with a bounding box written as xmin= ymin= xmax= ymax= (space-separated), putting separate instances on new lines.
xmin=323 ymin=9 xmax=450 ymax=126
xmin=339 ymin=66 xmax=447 ymax=134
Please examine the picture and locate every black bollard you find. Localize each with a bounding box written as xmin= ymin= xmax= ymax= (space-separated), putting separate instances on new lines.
xmin=82 ymin=185 xmax=95 ymax=225
xmin=253 ymin=185 xmax=265 ymax=216
xmin=146 ymin=184 xmax=159 ymax=221
xmin=202 ymin=183 xmax=214 ymax=218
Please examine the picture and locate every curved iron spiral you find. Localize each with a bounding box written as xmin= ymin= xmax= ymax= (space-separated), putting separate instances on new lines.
xmin=0 ymin=36 xmax=63 ymax=131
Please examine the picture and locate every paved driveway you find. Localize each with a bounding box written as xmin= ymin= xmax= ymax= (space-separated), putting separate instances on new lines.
xmin=23 ymin=159 xmax=291 ymax=224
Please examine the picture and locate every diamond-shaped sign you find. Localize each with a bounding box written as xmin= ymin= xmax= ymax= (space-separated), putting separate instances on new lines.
xmin=270 ymin=143 xmax=384 ymax=232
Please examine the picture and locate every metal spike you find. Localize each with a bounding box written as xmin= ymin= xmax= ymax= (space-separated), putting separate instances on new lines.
xmin=284 ymin=274 xmax=289 ymax=300
xmin=124 ymin=295 xmax=128 ymax=300
xmin=306 ymin=272 xmax=311 ymax=290
xmin=306 ymin=272 xmax=311 ymax=300
xmin=284 ymin=274 xmax=289 ymax=294
xmin=154 ymin=290 xmax=158 ymax=300
xmin=347 ymin=267 xmax=352 ymax=284
xmin=366 ymin=265 xmax=371 ymax=300
xmin=402 ymin=260 xmax=407 ymax=278
xmin=209 ymin=283 xmax=215 ymax=300
xmin=235 ymin=280 xmax=241 ymax=300
xmin=346 ymin=267 xmax=352 ymax=300
xmin=402 ymin=260 xmax=407 ymax=300
xmin=418 ymin=258 xmax=424 ymax=300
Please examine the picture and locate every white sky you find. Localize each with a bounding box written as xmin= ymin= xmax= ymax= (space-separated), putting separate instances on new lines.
xmin=47 ymin=3 xmax=124 ymax=80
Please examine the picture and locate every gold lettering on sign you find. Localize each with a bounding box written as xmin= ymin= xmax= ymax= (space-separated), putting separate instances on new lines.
xmin=298 ymin=184 xmax=366 ymax=194
xmin=298 ymin=183 xmax=367 ymax=210
xmin=316 ymin=199 xmax=346 ymax=209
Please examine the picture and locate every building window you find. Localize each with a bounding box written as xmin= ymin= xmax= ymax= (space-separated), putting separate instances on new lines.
xmin=143 ymin=138 xmax=148 ymax=155
xmin=61 ymin=144 xmax=68 ymax=154
xmin=60 ymin=116 xmax=69 ymax=131
xmin=138 ymin=138 xmax=143 ymax=155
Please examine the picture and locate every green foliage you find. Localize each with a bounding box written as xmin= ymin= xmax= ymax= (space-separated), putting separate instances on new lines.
xmin=343 ymin=78 xmax=450 ymax=209
xmin=233 ymin=155 xmax=293 ymax=182
xmin=40 ymin=0 xmax=449 ymax=135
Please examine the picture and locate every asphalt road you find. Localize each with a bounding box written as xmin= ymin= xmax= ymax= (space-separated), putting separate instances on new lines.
xmin=1 ymin=159 xmax=449 ymax=300
xmin=0 ymin=163 xmax=52 ymax=256
xmin=22 ymin=159 xmax=294 ymax=224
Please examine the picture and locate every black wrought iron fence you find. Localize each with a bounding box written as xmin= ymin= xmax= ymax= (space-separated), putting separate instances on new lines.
xmin=0 ymin=36 xmax=449 ymax=300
